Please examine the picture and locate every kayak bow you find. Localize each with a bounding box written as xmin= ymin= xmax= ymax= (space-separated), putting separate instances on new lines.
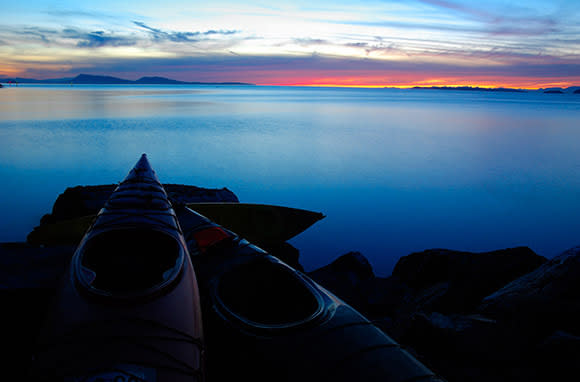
xmin=30 ymin=154 xmax=204 ymax=382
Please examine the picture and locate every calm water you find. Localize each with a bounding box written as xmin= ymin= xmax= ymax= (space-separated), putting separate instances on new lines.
xmin=1 ymin=85 xmax=579 ymax=275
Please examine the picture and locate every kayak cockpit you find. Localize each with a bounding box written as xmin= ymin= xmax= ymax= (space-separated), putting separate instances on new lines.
xmin=75 ymin=228 xmax=184 ymax=298
xmin=215 ymin=258 xmax=327 ymax=331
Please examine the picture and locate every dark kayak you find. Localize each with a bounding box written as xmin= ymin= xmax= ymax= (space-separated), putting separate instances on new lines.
xmin=29 ymin=154 xmax=204 ymax=381
xmin=178 ymin=205 xmax=445 ymax=382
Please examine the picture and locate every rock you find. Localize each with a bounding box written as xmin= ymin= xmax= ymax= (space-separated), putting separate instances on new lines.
xmin=41 ymin=184 xmax=239 ymax=224
xmin=0 ymin=243 xmax=76 ymax=379
xmin=363 ymin=275 xmax=413 ymax=317
xmin=387 ymin=311 xmax=543 ymax=382
xmin=480 ymin=246 xmax=580 ymax=335
xmin=0 ymin=242 xmax=75 ymax=289
xmin=309 ymin=252 xmax=374 ymax=307
xmin=391 ymin=247 xmax=547 ymax=313
xmin=519 ymin=330 xmax=580 ymax=381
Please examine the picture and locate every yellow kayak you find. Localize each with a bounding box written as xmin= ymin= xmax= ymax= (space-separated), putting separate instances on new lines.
xmin=187 ymin=203 xmax=324 ymax=247
xmin=27 ymin=203 xmax=324 ymax=247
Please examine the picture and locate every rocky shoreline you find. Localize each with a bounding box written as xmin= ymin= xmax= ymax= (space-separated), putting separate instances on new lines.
xmin=309 ymin=247 xmax=580 ymax=381
xmin=1 ymin=184 xmax=579 ymax=381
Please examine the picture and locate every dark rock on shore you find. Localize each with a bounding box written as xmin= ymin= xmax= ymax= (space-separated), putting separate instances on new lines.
xmin=0 ymin=242 xmax=75 ymax=289
xmin=310 ymin=246 xmax=580 ymax=382
xmin=41 ymin=184 xmax=239 ymax=224
xmin=480 ymin=246 xmax=580 ymax=335
xmin=309 ymin=252 xmax=375 ymax=306
xmin=0 ymin=243 xmax=76 ymax=379
xmin=391 ymin=247 xmax=546 ymax=313
xmin=311 ymin=247 xmax=546 ymax=317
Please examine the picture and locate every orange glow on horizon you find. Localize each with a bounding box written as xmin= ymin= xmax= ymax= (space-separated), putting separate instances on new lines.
xmin=266 ymin=77 xmax=580 ymax=90
xmin=2 ymin=66 xmax=579 ymax=90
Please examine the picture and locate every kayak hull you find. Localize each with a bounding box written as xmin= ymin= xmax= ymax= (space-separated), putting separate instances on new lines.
xmin=178 ymin=206 xmax=443 ymax=382
xmin=29 ymin=155 xmax=204 ymax=381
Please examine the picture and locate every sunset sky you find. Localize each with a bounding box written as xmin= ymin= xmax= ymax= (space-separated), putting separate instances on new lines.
xmin=1 ymin=0 xmax=579 ymax=88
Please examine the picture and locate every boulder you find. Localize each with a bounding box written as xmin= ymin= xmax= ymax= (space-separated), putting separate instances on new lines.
xmin=309 ymin=252 xmax=374 ymax=307
xmin=480 ymin=246 xmax=580 ymax=335
xmin=533 ymin=330 xmax=580 ymax=380
xmin=391 ymin=247 xmax=546 ymax=313
xmin=384 ymin=311 xmax=543 ymax=382
xmin=0 ymin=242 xmax=75 ymax=289
xmin=41 ymin=184 xmax=239 ymax=224
xmin=0 ymin=243 xmax=76 ymax=379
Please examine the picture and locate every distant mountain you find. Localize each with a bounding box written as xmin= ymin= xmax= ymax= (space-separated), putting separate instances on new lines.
xmin=72 ymin=74 xmax=133 ymax=84
xmin=134 ymin=76 xmax=189 ymax=85
xmin=410 ymin=85 xmax=580 ymax=94
xmin=0 ymin=77 xmax=74 ymax=84
xmin=0 ymin=74 xmax=254 ymax=86
xmin=538 ymin=86 xmax=580 ymax=94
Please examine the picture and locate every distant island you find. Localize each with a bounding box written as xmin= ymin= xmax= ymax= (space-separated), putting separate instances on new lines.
xmin=386 ymin=85 xmax=580 ymax=94
xmin=0 ymin=73 xmax=255 ymax=86
xmin=411 ymin=86 xmax=526 ymax=93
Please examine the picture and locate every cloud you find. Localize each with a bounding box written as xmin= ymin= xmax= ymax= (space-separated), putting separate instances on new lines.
xmin=18 ymin=27 xmax=53 ymax=44
xmin=292 ymin=38 xmax=328 ymax=46
xmin=132 ymin=21 xmax=238 ymax=43
xmin=62 ymin=28 xmax=138 ymax=48
xmin=0 ymin=25 xmax=138 ymax=48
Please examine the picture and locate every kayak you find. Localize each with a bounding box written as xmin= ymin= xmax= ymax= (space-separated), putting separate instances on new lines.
xmin=186 ymin=202 xmax=324 ymax=247
xmin=27 ymin=203 xmax=323 ymax=247
xmin=177 ymin=205 xmax=445 ymax=382
xmin=29 ymin=154 xmax=204 ymax=382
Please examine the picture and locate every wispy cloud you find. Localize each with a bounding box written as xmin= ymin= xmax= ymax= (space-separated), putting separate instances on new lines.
xmin=0 ymin=25 xmax=138 ymax=48
xmin=132 ymin=21 xmax=238 ymax=43
xmin=62 ymin=28 xmax=137 ymax=48
xmin=18 ymin=27 xmax=53 ymax=44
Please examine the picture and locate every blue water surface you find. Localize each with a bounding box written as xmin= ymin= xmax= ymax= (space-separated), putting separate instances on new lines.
xmin=1 ymin=85 xmax=579 ymax=275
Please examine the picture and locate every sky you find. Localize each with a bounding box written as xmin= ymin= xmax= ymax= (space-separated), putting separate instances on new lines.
xmin=0 ymin=0 xmax=579 ymax=88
